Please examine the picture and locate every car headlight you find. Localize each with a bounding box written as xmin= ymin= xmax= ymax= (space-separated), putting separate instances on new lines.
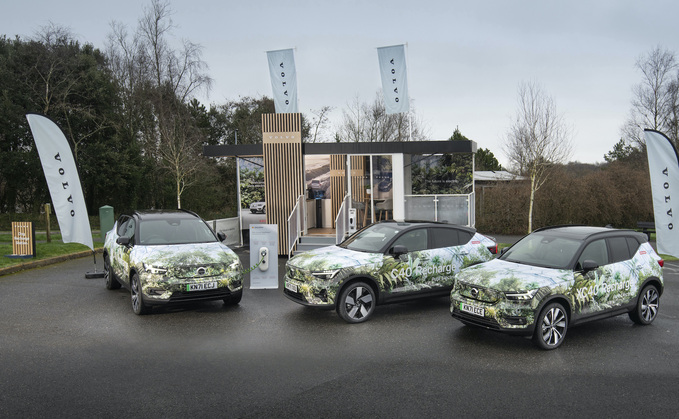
xmin=144 ymin=263 xmax=168 ymax=275
xmin=505 ymin=289 xmax=539 ymax=300
xmin=311 ymin=269 xmax=340 ymax=280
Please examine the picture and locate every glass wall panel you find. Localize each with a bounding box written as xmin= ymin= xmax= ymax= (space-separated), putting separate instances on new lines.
xmin=404 ymin=196 xmax=436 ymax=221
xmin=437 ymin=196 xmax=469 ymax=225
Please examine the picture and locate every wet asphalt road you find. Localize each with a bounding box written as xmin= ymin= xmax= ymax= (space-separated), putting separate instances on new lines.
xmin=1 ymin=249 xmax=678 ymax=418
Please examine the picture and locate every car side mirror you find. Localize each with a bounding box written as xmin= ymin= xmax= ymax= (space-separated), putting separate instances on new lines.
xmin=391 ymin=245 xmax=408 ymax=258
xmin=500 ymin=247 xmax=509 ymax=256
xmin=116 ymin=236 xmax=131 ymax=247
xmin=581 ymin=260 xmax=599 ymax=273
xmin=217 ymin=232 xmax=226 ymax=242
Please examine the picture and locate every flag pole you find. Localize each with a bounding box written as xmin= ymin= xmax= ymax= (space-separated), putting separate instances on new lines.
xmin=85 ymin=250 xmax=104 ymax=279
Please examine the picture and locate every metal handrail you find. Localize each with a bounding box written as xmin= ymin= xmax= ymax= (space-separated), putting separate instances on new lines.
xmin=335 ymin=193 xmax=350 ymax=244
xmin=287 ymin=194 xmax=305 ymax=258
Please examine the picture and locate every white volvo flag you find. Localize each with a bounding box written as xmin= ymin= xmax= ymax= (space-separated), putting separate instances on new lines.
xmin=377 ymin=44 xmax=410 ymax=114
xmin=267 ymin=48 xmax=299 ymax=113
xmin=644 ymin=129 xmax=679 ymax=257
xmin=26 ymin=114 xmax=94 ymax=251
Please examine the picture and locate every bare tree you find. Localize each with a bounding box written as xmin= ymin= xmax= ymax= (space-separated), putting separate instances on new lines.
xmin=30 ymin=24 xmax=111 ymax=161
xmin=308 ymin=106 xmax=333 ymax=143
xmin=623 ymin=46 xmax=678 ymax=147
xmin=337 ymin=91 xmax=429 ymax=142
xmin=504 ymin=81 xmax=572 ymax=233
xmin=106 ymin=0 xmax=212 ymax=208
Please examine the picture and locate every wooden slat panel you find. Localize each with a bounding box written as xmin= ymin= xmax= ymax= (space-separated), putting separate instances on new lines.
xmin=262 ymin=113 xmax=303 ymax=255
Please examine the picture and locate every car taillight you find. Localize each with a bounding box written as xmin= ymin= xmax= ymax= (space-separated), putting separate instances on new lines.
xmin=658 ymin=259 xmax=664 ymax=268
xmin=488 ymin=245 xmax=497 ymax=254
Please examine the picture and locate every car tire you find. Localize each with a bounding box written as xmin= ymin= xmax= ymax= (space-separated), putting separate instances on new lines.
xmin=104 ymin=254 xmax=121 ymax=290
xmin=130 ymin=273 xmax=149 ymax=315
xmin=629 ymin=284 xmax=660 ymax=325
xmin=533 ymin=302 xmax=568 ymax=350
xmin=223 ymin=289 xmax=243 ymax=306
xmin=336 ymin=281 xmax=375 ymax=323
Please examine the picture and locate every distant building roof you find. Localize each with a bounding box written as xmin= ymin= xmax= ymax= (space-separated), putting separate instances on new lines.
xmin=474 ymin=171 xmax=525 ymax=182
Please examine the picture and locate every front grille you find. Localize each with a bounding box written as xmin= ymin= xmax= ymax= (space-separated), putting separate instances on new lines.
xmin=169 ymin=287 xmax=232 ymax=302
xmin=457 ymin=283 xmax=503 ymax=303
xmin=174 ymin=263 xmax=225 ymax=279
xmin=283 ymin=288 xmax=305 ymax=301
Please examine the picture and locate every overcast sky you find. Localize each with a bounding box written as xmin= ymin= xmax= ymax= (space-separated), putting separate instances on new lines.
xmin=4 ymin=0 xmax=679 ymax=167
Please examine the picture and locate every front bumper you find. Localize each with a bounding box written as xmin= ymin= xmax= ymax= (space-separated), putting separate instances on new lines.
xmin=141 ymin=273 xmax=243 ymax=305
xmin=450 ymin=291 xmax=538 ymax=336
xmin=283 ymin=277 xmax=335 ymax=307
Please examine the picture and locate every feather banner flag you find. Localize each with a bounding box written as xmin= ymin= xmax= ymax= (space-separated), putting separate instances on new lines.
xmin=644 ymin=129 xmax=679 ymax=257
xmin=377 ymin=44 xmax=410 ymax=114
xmin=267 ymin=48 xmax=299 ymax=113
xmin=26 ymin=114 xmax=94 ymax=251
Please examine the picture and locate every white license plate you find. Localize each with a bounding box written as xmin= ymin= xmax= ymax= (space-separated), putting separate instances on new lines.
xmin=460 ymin=303 xmax=484 ymax=317
xmin=285 ymin=281 xmax=298 ymax=293
xmin=187 ymin=282 xmax=217 ymax=292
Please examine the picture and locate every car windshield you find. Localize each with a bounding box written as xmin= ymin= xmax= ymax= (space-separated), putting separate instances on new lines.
xmin=340 ymin=224 xmax=402 ymax=252
xmin=138 ymin=218 xmax=217 ymax=245
xmin=500 ymin=233 xmax=581 ymax=269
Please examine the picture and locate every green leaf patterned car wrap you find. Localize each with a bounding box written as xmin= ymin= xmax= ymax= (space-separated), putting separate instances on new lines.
xmin=125 ymin=243 xmax=243 ymax=300
xmin=284 ymin=221 xmax=496 ymax=322
xmin=103 ymin=210 xmax=244 ymax=314
xmin=450 ymin=226 xmax=664 ymax=349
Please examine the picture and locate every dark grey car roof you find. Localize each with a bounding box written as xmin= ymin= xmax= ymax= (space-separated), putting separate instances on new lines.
xmin=533 ymin=225 xmax=647 ymax=242
xmin=127 ymin=209 xmax=201 ymax=221
xmin=378 ymin=220 xmax=476 ymax=233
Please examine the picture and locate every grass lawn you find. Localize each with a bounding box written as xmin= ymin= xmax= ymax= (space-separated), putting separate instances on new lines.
xmin=0 ymin=234 xmax=104 ymax=269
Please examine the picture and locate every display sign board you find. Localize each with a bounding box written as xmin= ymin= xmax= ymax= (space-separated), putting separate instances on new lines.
xmin=11 ymin=222 xmax=36 ymax=258
xmin=249 ymin=224 xmax=278 ymax=289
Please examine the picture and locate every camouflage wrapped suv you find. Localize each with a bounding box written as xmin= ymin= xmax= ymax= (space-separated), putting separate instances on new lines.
xmin=103 ymin=210 xmax=243 ymax=314
xmin=450 ymin=226 xmax=664 ymax=349
xmin=284 ymin=221 xmax=496 ymax=323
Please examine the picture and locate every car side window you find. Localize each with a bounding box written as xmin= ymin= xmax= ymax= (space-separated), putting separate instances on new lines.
xmin=608 ymin=237 xmax=632 ymax=263
xmin=118 ymin=218 xmax=136 ymax=241
xmin=626 ymin=237 xmax=641 ymax=255
xmin=429 ymin=228 xmax=474 ymax=248
xmin=116 ymin=216 xmax=130 ymax=236
xmin=430 ymin=228 xmax=460 ymax=248
xmin=578 ymin=239 xmax=609 ymax=268
xmin=392 ymin=229 xmax=428 ymax=252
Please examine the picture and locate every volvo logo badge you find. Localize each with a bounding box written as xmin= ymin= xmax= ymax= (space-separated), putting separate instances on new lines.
xmin=196 ymin=267 xmax=206 ymax=276
xmin=471 ymin=287 xmax=479 ymax=298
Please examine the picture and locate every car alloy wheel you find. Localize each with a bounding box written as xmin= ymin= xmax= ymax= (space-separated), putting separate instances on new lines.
xmin=130 ymin=273 xmax=149 ymax=315
xmin=534 ymin=302 xmax=568 ymax=350
xmin=104 ymin=254 xmax=120 ymax=290
xmin=337 ymin=282 xmax=375 ymax=323
xmin=630 ymin=284 xmax=659 ymax=325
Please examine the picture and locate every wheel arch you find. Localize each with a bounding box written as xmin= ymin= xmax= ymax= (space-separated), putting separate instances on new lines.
xmin=337 ymin=275 xmax=381 ymax=304
xmin=640 ymin=276 xmax=663 ymax=297
xmin=536 ymin=294 xmax=572 ymax=322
